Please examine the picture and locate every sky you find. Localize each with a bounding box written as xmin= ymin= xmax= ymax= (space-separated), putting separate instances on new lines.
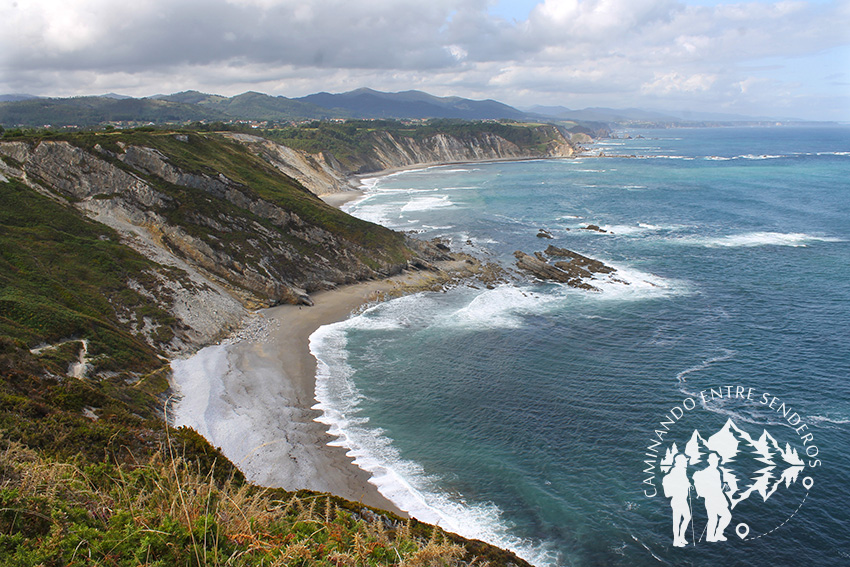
xmin=1 ymin=0 xmax=848 ymax=121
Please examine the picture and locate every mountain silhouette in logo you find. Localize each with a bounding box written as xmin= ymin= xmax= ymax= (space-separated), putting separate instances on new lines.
xmin=661 ymin=419 xmax=804 ymax=508
xmin=684 ymin=429 xmax=712 ymax=465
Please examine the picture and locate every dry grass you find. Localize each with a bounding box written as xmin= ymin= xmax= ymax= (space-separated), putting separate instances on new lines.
xmin=0 ymin=436 xmax=495 ymax=566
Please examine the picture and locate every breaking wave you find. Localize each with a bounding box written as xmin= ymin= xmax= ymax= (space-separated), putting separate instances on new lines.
xmin=677 ymin=232 xmax=844 ymax=248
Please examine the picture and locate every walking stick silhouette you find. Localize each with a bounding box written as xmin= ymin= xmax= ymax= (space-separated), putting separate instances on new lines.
xmin=689 ymin=485 xmax=695 ymax=545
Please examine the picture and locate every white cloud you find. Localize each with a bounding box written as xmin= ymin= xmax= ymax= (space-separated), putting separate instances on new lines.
xmin=641 ymin=72 xmax=716 ymax=95
xmin=0 ymin=0 xmax=847 ymax=120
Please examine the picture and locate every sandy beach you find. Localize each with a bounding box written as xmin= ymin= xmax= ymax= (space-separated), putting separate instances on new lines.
xmin=320 ymin=189 xmax=364 ymax=208
xmin=170 ymin=257 xmax=480 ymax=514
xmin=172 ymin=279 xmax=395 ymax=512
xmin=170 ymin=162 xmax=496 ymax=515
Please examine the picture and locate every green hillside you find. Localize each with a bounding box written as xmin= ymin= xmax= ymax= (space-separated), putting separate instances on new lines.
xmin=0 ymin=97 xmax=225 ymax=128
xmin=0 ymin=129 xmax=530 ymax=566
xmin=0 ymin=89 xmax=549 ymax=128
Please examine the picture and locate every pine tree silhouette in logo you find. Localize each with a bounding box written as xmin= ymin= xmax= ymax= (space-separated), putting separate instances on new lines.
xmin=660 ymin=418 xmax=805 ymax=546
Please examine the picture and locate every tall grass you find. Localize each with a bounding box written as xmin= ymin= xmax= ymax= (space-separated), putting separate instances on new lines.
xmin=0 ymin=435 xmax=487 ymax=566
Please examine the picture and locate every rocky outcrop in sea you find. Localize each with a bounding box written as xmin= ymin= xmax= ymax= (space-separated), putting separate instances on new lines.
xmin=513 ymin=245 xmax=617 ymax=290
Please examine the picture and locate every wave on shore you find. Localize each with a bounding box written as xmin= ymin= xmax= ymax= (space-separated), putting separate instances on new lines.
xmin=309 ymin=298 xmax=558 ymax=567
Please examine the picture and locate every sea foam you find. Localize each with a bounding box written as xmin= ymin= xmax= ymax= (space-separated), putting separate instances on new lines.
xmin=310 ymin=308 xmax=559 ymax=567
xmin=680 ymin=231 xmax=844 ymax=248
xmin=401 ymin=195 xmax=454 ymax=212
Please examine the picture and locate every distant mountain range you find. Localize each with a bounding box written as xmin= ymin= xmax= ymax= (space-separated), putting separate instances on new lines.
xmin=0 ymin=88 xmax=812 ymax=128
xmin=0 ymin=88 xmax=533 ymax=127
xmin=294 ymin=88 xmax=528 ymax=120
xmin=0 ymin=94 xmax=40 ymax=103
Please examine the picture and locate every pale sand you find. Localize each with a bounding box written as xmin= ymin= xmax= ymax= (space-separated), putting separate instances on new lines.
xmin=170 ymin=265 xmax=464 ymax=515
xmin=320 ymin=190 xmax=364 ymax=208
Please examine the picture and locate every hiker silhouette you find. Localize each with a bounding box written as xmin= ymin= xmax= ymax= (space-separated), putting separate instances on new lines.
xmin=693 ymin=452 xmax=732 ymax=542
xmin=662 ymin=453 xmax=692 ymax=547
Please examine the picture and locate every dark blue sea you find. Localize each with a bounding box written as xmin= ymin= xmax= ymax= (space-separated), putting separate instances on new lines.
xmin=310 ymin=126 xmax=850 ymax=566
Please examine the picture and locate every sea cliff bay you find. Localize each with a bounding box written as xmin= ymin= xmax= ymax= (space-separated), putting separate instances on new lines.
xmin=314 ymin=126 xmax=850 ymax=566
xmin=6 ymin=122 xmax=845 ymax=566
xmin=0 ymin=120 xmax=579 ymax=566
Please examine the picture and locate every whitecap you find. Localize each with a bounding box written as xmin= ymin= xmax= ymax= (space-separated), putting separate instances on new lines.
xmin=597 ymin=224 xmax=641 ymax=235
xmin=675 ymin=349 xmax=736 ymax=383
xmin=678 ymin=232 xmax=845 ymax=248
xmin=441 ymin=285 xmax=550 ymax=329
xmin=589 ymin=264 xmax=686 ymax=301
xmin=437 ymin=168 xmax=481 ymax=173
xmin=808 ymin=415 xmax=850 ymax=428
xmin=359 ymin=177 xmax=382 ymax=191
xmin=309 ymin=310 xmax=561 ymax=567
xmin=594 ymin=223 xmax=684 ymax=235
xmin=641 ymin=155 xmax=694 ymax=161
xmin=738 ymin=154 xmax=786 ymax=160
xmin=349 ymin=202 xmax=398 ymax=226
xmin=401 ymin=195 xmax=454 ymax=212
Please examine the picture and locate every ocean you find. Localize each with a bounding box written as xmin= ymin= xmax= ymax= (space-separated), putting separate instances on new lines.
xmin=309 ymin=126 xmax=850 ymax=566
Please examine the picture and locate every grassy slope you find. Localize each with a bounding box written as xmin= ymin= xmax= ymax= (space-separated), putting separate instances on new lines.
xmin=0 ymin=179 xmax=169 ymax=376
xmin=68 ymin=130 xmax=411 ymax=266
xmin=2 ymin=435 xmax=518 ymax=567
xmin=0 ymin=135 xmax=529 ymax=566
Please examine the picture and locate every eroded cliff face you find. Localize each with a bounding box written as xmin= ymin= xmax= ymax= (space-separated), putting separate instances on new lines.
xmin=0 ymin=134 xmax=414 ymax=354
xmin=364 ymin=130 xmax=573 ymax=172
xmin=223 ymin=133 xmax=355 ymax=195
xmin=0 ymin=125 xmax=575 ymax=353
xmin=230 ymin=125 xmax=576 ymax=194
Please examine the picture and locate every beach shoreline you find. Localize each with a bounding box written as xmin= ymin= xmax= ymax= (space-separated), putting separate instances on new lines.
xmin=170 ymin=158 xmax=512 ymax=517
xmin=320 ymin=152 xmax=598 ymax=208
xmin=170 ymin=255 xmax=488 ymax=515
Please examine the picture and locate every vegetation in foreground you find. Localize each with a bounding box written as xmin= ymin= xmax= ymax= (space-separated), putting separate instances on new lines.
xmin=1 ymin=435 xmax=504 ymax=567
xmin=0 ymin=310 xmax=522 ymax=567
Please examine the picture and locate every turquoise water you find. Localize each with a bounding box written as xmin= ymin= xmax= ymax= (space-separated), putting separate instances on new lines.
xmin=310 ymin=127 xmax=850 ymax=566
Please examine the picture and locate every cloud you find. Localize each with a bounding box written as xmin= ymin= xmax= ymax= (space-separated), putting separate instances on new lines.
xmin=0 ymin=0 xmax=847 ymax=120
xmin=641 ymin=72 xmax=717 ymax=95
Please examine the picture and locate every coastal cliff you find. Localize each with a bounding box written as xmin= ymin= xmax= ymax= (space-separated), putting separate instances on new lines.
xmin=0 ymin=124 xmax=557 ymax=566
xmin=233 ymin=121 xmax=577 ymax=193
xmin=0 ymin=133 xmax=420 ymax=357
xmin=356 ymin=127 xmax=574 ymax=175
xmin=0 ymin=120 xmax=577 ymax=376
